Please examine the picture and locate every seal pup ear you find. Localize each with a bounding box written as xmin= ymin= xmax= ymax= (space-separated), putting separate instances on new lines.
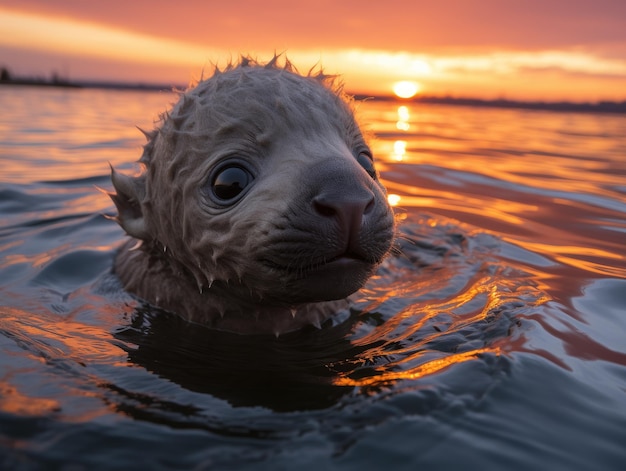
xmin=109 ymin=164 xmax=149 ymax=240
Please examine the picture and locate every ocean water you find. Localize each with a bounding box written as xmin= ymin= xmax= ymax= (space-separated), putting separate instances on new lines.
xmin=1 ymin=86 xmax=625 ymax=470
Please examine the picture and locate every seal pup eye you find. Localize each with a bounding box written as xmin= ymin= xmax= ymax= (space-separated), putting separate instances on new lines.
xmin=212 ymin=165 xmax=253 ymax=201
xmin=356 ymin=151 xmax=377 ymax=179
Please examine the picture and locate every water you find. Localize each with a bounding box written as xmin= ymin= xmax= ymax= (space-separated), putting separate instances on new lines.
xmin=1 ymin=86 xmax=625 ymax=470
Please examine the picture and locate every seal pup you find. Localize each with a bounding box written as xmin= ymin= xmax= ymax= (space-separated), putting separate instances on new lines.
xmin=109 ymin=56 xmax=395 ymax=335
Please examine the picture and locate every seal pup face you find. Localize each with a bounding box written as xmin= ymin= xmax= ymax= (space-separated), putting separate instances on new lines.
xmin=110 ymin=57 xmax=395 ymax=332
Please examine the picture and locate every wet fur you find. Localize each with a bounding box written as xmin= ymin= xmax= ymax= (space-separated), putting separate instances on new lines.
xmin=109 ymin=56 xmax=395 ymax=335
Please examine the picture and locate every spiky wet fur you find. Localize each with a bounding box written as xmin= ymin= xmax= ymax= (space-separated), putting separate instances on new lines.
xmin=109 ymin=56 xmax=395 ymax=335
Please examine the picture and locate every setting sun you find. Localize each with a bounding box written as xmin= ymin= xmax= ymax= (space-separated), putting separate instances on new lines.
xmin=393 ymin=81 xmax=420 ymax=99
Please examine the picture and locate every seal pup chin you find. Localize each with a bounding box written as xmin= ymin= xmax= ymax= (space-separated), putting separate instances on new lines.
xmin=109 ymin=56 xmax=395 ymax=335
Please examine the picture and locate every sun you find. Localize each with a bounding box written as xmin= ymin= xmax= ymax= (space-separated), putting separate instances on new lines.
xmin=393 ymin=81 xmax=421 ymax=99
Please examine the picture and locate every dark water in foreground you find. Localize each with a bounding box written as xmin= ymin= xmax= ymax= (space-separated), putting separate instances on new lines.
xmin=1 ymin=87 xmax=625 ymax=470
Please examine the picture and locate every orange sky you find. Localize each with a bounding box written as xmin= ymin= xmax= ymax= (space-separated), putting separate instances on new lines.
xmin=1 ymin=0 xmax=626 ymax=101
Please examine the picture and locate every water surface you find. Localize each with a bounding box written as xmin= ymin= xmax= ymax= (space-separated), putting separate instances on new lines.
xmin=1 ymin=86 xmax=625 ymax=470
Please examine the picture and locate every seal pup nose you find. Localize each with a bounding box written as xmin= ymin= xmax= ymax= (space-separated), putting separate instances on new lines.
xmin=312 ymin=190 xmax=376 ymax=247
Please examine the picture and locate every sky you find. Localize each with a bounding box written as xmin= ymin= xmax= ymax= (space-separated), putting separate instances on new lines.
xmin=1 ymin=0 xmax=626 ymax=101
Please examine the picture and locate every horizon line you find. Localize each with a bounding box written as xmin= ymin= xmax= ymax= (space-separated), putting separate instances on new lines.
xmin=1 ymin=74 xmax=625 ymax=115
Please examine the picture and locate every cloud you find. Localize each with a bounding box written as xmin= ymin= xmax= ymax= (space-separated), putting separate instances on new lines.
xmin=3 ymin=0 xmax=626 ymax=51
xmin=1 ymin=1 xmax=625 ymax=100
xmin=430 ymin=51 xmax=626 ymax=77
xmin=0 ymin=8 xmax=220 ymax=66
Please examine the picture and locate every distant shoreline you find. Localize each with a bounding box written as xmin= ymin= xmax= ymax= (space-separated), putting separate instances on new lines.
xmin=0 ymin=77 xmax=181 ymax=92
xmin=354 ymin=94 xmax=626 ymax=115
xmin=1 ymin=77 xmax=625 ymax=114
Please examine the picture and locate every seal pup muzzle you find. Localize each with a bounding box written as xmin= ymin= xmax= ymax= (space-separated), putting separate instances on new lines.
xmin=109 ymin=56 xmax=395 ymax=335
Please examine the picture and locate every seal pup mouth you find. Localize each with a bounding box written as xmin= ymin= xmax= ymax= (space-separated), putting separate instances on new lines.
xmin=258 ymin=249 xmax=383 ymax=303
xmin=260 ymin=250 xmax=378 ymax=277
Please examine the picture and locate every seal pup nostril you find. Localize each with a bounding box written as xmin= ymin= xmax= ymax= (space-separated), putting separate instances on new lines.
xmin=312 ymin=197 xmax=338 ymax=218
xmin=312 ymin=191 xmax=376 ymax=251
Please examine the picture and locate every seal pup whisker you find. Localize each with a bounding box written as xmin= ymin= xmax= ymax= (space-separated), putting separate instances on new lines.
xmin=129 ymin=240 xmax=143 ymax=252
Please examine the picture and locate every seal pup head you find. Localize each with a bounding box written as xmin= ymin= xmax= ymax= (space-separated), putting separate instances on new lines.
xmin=110 ymin=56 xmax=395 ymax=334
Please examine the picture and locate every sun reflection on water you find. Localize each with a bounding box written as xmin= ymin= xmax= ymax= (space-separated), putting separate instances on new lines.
xmin=392 ymin=140 xmax=407 ymax=161
xmin=396 ymin=105 xmax=411 ymax=131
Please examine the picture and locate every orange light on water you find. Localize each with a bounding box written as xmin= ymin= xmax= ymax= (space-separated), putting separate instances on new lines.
xmin=511 ymin=240 xmax=626 ymax=278
xmin=0 ymin=306 xmax=130 ymax=421
xmin=0 ymin=382 xmax=61 ymax=416
xmin=333 ymin=347 xmax=500 ymax=387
